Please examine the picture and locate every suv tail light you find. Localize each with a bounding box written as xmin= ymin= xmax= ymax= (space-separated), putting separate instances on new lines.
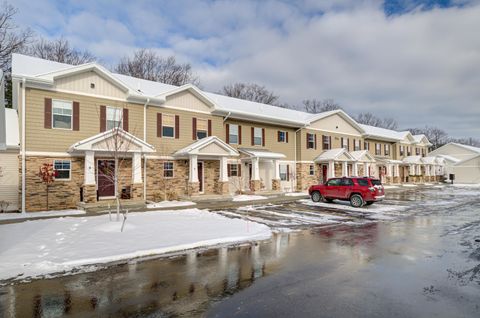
xmin=368 ymin=187 xmax=375 ymax=192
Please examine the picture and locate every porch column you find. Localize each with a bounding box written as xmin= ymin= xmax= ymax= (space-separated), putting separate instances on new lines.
xmin=189 ymin=155 xmax=198 ymax=183
xmin=395 ymin=164 xmax=400 ymax=178
xmin=132 ymin=152 xmax=142 ymax=183
xmin=273 ymin=159 xmax=280 ymax=179
xmin=364 ymin=163 xmax=368 ymax=176
xmin=251 ymin=157 xmax=260 ymax=180
xmin=432 ymin=165 xmax=436 ymax=176
xmin=342 ymin=162 xmax=348 ymax=177
xmin=409 ymin=165 xmax=415 ymax=175
xmin=84 ymin=151 xmax=96 ymax=185
xmin=425 ymin=165 xmax=430 ymax=176
xmin=328 ymin=160 xmax=335 ymax=178
xmin=353 ymin=163 xmax=358 ymax=176
xmin=219 ymin=157 xmax=229 ymax=182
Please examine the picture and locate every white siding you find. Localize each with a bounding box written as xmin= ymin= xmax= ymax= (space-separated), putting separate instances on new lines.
xmin=0 ymin=152 xmax=19 ymax=211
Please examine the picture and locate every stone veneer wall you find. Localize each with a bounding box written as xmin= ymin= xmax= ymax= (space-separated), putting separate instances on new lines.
xmin=203 ymin=160 xmax=220 ymax=195
xmin=296 ymin=163 xmax=320 ymax=191
xmin=334 ymin=163 xmax=342 ymax=177
xmin=145 ymin=159 xmax=188 ymax=201
xmin=23 ymin=156 xmax=84 ymax=212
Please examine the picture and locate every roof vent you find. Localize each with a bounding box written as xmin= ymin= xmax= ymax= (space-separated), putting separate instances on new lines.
xmin=90 ymin=83 xmax=95 ymax=89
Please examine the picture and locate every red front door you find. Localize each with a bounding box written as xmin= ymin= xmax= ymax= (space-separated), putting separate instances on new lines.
xmin=98 ymin=160 xmax=115 ymax=197
xmin=322 ymin=165 xmax=328 ymax=184
xmin=197 ymin=162 xmax=204 ymax=193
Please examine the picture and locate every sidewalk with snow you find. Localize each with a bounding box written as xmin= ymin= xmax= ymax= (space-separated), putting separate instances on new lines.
xmin=0 ymin=209 xmax=85 ymax=221
xmin=0 ymin=208 xmax=271 ymax=282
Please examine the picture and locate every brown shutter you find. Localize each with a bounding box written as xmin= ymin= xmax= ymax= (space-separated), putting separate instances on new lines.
xmin=72 ymin=101 xmax=79 ymax=131
xmin=238 ymin=126 xmax=242 ymax=144
xmin=322 ymin=135 xmax=325 ymax=150
xmin=208 ymin=119 xmax=212 ymax=136
xmin=286 ymin=131 xmax=289 ymax=143
xmin=341 ymin=137 xmax=343 ymax=148
xmin=227 ymin=164 xmax=231 ymax=177
xmin=251 ymin=127 xmax=254 ymax=145
xmin=277 ymin=131 xmax=280 ymax=142
xmin=157 ymin=113 xmax=162 ymax=137
xmin=314 ymin=134 xmax=317 ymax=150
xmin=100 ymin=105 xmax=106 ymax=132
xmin=226 ymin=124 xmax=230 ymax=144
xmin=347 ymin=138 xmax=350 ymax=151
xmin=262 ymin=128 xmax=265 ymax=146
xmin=44 ymin=98 xmax=52 ymax=129
xmin=329 ymin=136 xmax=332 ymax=149
xmin=175 ymin=115 xmax=180 ymax=139
xmin=286 ymin=165 xmax=290 ymax=181
xmin=306 ymin=133 xmax=309 ymax=149
xmin=238 ymin=164 xmax=242 ymax=177
xmin=122 ymin=108 xmax=129 ymax=131
xmin=192 ymin=117 xmax=197 ymax=140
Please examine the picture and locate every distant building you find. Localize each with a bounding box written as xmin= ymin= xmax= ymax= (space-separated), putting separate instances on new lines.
xmin=428 ymin=143 xmax=480 ymax=183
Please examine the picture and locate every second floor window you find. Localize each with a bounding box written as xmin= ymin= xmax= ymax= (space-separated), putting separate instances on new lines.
xmin=400 ymin=145 xmax=404 ymax=156
xmin=307 ymin=133 xmax=316 ymax=149
xmin=375 ymin=143 xmax=381 ymax=155
xmin=385 ymin=144 xmax=390 ymax=156
xmin=162 ymin=114 xmax=175 ymax=138
xmin=416 ymin=147 xmax=420 ymax=156
xmin=52 ymin=100 xmax=72 ymax=129
xmin=106 ymin=107 xmax=122 ymax=130
xmin=341 ymin=137 xmax=349 ymax=150
xmin=322 ymin=135 xmax=330 ymax=150
xmin=364 ymin=141 xmax=370 ymax=151
xmin=196 ymin=119 xmax=208 ymax=139
xmin=254 ymin=127 xmax=263 ymax=146
xmin=354 ymin=139 xmax=360 ymax=151
xmin=278 ymin=131 xmax=287 ymax=143
xmin=229 ymin=124 xmax=239 ymax=144
xmin=407 ymin=147 xmax=411 ymax=156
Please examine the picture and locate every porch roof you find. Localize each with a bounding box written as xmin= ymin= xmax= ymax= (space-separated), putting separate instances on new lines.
xmin=174 ymin=136 xmax=239 ymax=158
xmin=69 ymin=128 xmax=155 ymax=153
xmin=238 ymin=148 xmax=286 ymax=159
xmin=350 ymin=150 xmax=376 ymax=163
xmin=402 ymin=155 xmax=423 ymax=164
xmin=314 ymin=148 xmax=355 ymax=162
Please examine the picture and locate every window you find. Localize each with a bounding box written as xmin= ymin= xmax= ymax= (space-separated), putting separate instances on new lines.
xmin=384 ymin=144 xmax=390 ymax=156
xmin=375 ymin=143 xmax=381 ymax=155
xmin=228 ymin=164 xmax=239 ymax=177
xmin=254 ymin=127 xmax=263 ymax=146
xmin=322 ymin=135 xmax=330 ymax=150
xmin=416 ymin=147 xmax=420 ymax=156
xmin=326 ymin=178 xmax=341 ymax=186
xmin=196 ymin=119 xmax=208 ymax=139
xmin=307 ymin=133 xmax=316 ymax=149
xmin=163 ymin=161 xmax=174 ymax=178
xmin=341 ymin=178 xmax=354 ymax=186
xmin=357 ymin=178 xmax=369 ymax=186
xmin=364 ymin=141 xmax=370 ymax=151
xmin=279 ymin=164 xmax=288 ymax=181
xmin=407 ymin=147 xmax=411 ymax=156
xmin=229 ymin=124 xmax=239 ymax=144
xmin=106 ymin=107 xmax=122 ymax=130
xmin=278 ymin=131 xmax=287 ymax=143
xmin=400 ymin=145 xmax=405 ymax=156
xmin=341 ymin=137 xmax=349 ymax=150
xmin=162 ymin=114 xmax=175 ymax=138
xmin=422 ymin=148 xmax=426 ymax=157
xmin=309 ymin=164 xmax=315 ymax=176
xmin=52 ymin=100 xmax=72 ymax=129
xmin=354 ymin=139 xmax=361 ymax=151
xmin=54 ymin=160 xmax=71 ymax=180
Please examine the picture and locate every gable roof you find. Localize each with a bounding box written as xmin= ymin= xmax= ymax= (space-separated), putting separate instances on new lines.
xmin=174 ymin=136 xmax=239 ymax=157
xmin=238 ymin=148 xmax=286 ymax=159
xmin=350 ymin=150 xmax=376 ymax=162
xmin=449 ymin=142 xmax=480 ymax=154
xmin=403 ymin=155 xmax=423 ymax=164
xmin=413 ymin=134 xmax=432 ymax=146
xmin=306 ymin=110 xmax=365 ymax=134
xmin=314 ymin=148 xmax=355 ymax=162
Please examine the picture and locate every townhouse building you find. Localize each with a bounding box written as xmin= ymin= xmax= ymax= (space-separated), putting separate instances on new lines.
xmin=7 ymin=54 xmax=444 ymax=212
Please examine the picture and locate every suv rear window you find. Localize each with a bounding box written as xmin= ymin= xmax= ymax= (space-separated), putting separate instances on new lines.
xmin=357 ymin=179 xmax=369 ymax=186
xmin=371 ymin=179 xmax=382 ymax=186
xmin=341 ymin=178 xmax=354 ymax=186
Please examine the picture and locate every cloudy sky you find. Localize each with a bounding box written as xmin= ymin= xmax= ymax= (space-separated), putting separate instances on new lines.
xmin=11 ymin=0 xmax=480 ymax=138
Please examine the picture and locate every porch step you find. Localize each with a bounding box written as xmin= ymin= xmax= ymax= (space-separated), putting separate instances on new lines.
xmin=78 ymin=199 xmax=147 ymax=214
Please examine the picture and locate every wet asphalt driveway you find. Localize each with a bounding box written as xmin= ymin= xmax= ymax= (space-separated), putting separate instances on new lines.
xmin=1 ymin=184 xmax=479 ymax=317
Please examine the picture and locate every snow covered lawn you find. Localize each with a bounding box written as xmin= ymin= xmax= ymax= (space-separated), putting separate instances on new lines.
xmin=284 ymin=192 xmax=309 ymax=197
xmin=0 ymin=209 xmax=271 ymax=282
xmin=402 ymin=184 xmax=418 ymax=187
xmin=232 ymin=195 xmax=268 ymax=202
xmin=147 ymin=200 xmax=196 ymax=209
xmin=0 ymin=209 xmax=85 ymax=221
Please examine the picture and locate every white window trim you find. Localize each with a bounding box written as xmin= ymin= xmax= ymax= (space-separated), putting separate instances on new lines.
xmin=106 ymin=106 xmax=123 ymax=130
xmin=229 ymin=163 xmax=239 ymax=177
xmin=229 ymin=124 xmax=239 ymax=145
xmin=307 ymin=133 xmax=315 ymax=149
xmin=53 ymin=159 xmax=71 ymax=181
xmin=278 ymin=130 xmax=287 ymax=143
xmin=322 ymin=135 xmax=330 ymax=149
xmin=254 ymin=127 xmax=263 ymax=146
xmin=163 ymin=161 xmax=175 ymax=179
xmin=52 ymin=99 xmax=73 ymax=130
xmin=279 ymin=164 xmax=288 ymax=181
xmin=309 ymin=164 xmax=315 ymax=176
xmin=162 ymin=114 xmax=176 ymax=139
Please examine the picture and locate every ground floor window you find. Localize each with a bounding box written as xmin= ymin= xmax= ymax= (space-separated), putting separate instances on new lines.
xmin=164 ymin=161 xmax=174 ymax=178
xmin=280 ymin=164 xmax=289 ymax=181
xmin=309 ymin=164 xmax=315 ymax=176
xmin=228 ymin=164 xmax=239 ymax=177
xmin=54 ymin=160 xmax=71 ymax=180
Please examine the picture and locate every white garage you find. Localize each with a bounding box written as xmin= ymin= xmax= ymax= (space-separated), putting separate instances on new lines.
xmin=0 ymin=108 xmax=20 ymax=211
xmin=428 ymin=143 xmax=480 ymax=184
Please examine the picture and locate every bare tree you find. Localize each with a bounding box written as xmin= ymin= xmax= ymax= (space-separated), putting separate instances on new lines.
xmin=404 ymin=125 xmax=449 ymax=149
xmin=220 ymin=82 xmax=279 ymax=105
xmin=27 ymin=37 xmax=96 ymax=65
xmin=449 ymin=137 xmax=480 ymax=147
xmin=356 ymin=112 xmax=398 ymax=130
xmin=302 ymin=99 xmax=342 ymax=113
xmin=115 ymin=49 xmax=199 ymax=86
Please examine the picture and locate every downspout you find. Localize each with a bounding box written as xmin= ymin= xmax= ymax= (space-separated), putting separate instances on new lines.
xmin=143 ymin=98 xmax=150 ymax=201
xmin=21 ymin=78 xmax=26 ymax=213
xmin=223 ymin=111 xmax=231 ymax=122
xmin=294 ymin=124 xmax=308 ymax=191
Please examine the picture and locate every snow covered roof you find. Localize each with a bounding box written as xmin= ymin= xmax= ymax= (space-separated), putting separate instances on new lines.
xmin=314 ymin=148 xmax=355 ymax=162
xmin=238 ymin=148 xmax=286 ymax=159
xmin=413 ymin=134 xmax=432 ymax=146
xmin=350 ymin=150 xmax=376 ymax=162
xmin=449 ymin=142 xmax=480 ymax=154
xmin=402 ymin=156 xmax=423 ymax=164
xmin=5 ymin=108 xmax=19 ymax=149
xmin=174 ymin=136 xmax=239 ymax=157
xmin=360 ymin=124 xmax=404 ymax=141
xmin=435 ymin=154 xmax=461 ymax=163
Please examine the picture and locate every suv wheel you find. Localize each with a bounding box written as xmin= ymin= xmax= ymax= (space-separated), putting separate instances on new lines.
xmin=311 ymin=191 xmax=322 ymax=202
xmin=350 ymin=194 xmax=364 ymax=208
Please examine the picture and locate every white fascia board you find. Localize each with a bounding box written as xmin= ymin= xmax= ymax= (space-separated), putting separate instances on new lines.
xmin=212 ymin=109 xmax=305 ymax=127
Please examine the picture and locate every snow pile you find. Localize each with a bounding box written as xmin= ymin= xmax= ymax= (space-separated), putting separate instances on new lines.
xmin=383 ymin=185 xmax=399 ymax=189
xmin=402 ymin=184 xmax=418 ymax=187
xmin=285 ymin=192 xmax=309 ymax=197
xmin=147 ymin=201 xmax=196 ymax=209
xmin=0 ymin=209 xmax=271 ymax=281
xmin=0 ymin=210 xmax=85 ymax=221
xmin=232 ymin=195 xmax=268 ymax=202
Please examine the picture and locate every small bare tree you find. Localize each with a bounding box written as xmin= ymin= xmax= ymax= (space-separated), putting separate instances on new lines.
xmin=302 ymin=98 xmax=342 ymax=113
xmin=115 ymin=49 xmax=199 ymax=86
xmin=38 ymin=163 xmax=56 ymax=210
xmin=27 ymin=37 xmax=96 ymax=65
xmin=220 ymin=83 xmax=279 ymax=105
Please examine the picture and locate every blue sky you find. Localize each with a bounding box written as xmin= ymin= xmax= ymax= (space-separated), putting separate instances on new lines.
xmin=10 ymin=0 xmax=480 ymax=138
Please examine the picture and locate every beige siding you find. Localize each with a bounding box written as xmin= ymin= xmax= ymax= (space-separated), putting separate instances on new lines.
xmin=364 ymin=139 xmax=395 ymax=159
xmin=309 ymin=113 xmax=363 ymax=136
xmin=25 ymin=88 xmax=144 ymax=152
xmin=298 ymin=129 xmax=364 ymax=161
xmin=55 ymin=71 xmax=126 ymax=99
xmin=0 ymin=152 xmax=19 ymax=211
xmin=165 ymin=91 xmax=212 ymax=113
xmin=146 ymin=107 xmax=223 ymax=155
xmin=223 ymin=119 xmax=296 ymax=160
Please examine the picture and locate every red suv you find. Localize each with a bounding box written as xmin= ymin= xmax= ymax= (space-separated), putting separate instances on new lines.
xmin=308 ymin=177 xmax=385 ymax=207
